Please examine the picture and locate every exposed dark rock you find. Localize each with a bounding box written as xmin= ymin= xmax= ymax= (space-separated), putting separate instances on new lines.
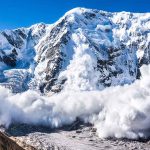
xmin=0 ymin=131 xmax=24 ymax=150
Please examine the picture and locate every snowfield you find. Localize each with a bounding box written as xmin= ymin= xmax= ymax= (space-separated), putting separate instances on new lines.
xmin=0 ymin=7 xmax=150 ymax=140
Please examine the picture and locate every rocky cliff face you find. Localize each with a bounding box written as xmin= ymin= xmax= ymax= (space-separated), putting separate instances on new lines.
xmin=0 ymin=8 xmax=150 ymax=93
xmin=0 ymin=131 xmax=24 ymax=150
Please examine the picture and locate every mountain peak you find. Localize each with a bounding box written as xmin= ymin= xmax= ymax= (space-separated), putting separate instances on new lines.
xmin=0 ymin=8 xmax=150 ymax=93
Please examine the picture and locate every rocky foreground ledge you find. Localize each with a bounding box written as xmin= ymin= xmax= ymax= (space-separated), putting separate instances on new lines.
xmin=0 ymin=131 xmax=24 ymax=150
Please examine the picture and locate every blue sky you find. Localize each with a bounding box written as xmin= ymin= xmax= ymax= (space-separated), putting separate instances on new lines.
xmin=0 ymin=0 xmax=150 ymax=30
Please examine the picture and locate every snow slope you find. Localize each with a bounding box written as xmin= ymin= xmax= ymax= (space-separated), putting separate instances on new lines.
xmin=0 ymin=8 xmax=150 ymax=93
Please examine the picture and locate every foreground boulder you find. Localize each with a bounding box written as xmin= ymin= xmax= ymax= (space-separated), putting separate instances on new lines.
xmin=0 ymin=131 xmax=24 ymax=150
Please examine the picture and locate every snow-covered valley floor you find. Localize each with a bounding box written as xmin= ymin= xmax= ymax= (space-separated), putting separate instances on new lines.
xmin=4 ymin=123 xmax=150 ymax=150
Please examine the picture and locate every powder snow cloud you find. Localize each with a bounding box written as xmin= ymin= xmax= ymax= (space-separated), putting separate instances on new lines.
xmin=1 ymin=65 xmax=150 ymax=139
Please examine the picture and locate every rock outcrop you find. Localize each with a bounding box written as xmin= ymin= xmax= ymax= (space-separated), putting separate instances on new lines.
xmin=0 ymin=131 xmax=24 ymax=150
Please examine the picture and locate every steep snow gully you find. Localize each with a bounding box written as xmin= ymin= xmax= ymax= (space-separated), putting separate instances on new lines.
xmin=0 ymin=8 xmax=150 ymax=139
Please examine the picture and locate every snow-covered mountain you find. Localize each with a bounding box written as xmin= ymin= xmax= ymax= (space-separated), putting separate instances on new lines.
xmin=0 ymin=8 xmax=150 ymax=93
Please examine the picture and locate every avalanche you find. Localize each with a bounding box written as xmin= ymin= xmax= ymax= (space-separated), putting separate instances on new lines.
xmin=0 ymin=65 xmax=150 ymax=139
xmin=0 ymin=7 xmax=150 ymax=140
